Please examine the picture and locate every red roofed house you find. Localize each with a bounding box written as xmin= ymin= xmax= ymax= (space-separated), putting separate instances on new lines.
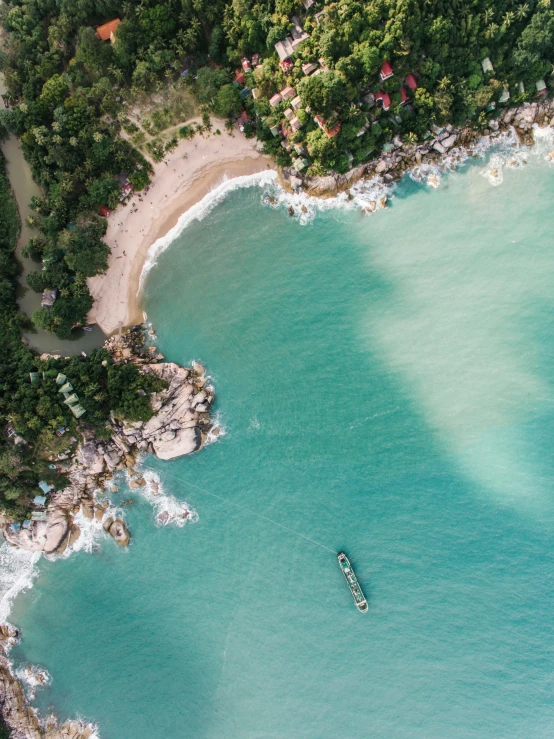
xmin=400 ymin=87 xmax=408 ymax=105
xmin=314 ymin=115 xmax=341 ymax=138
xmin=280 ymin=86 xmax=296 ymax=101
xmin=279 ymin=59 xmax=293 ymax=73
xmin=269 ymin=93 xmax=283 ymax=107
xmin=96 ymin=19 xmax=121 ymax=43
xmin=237 ymin=110 xmax=249 ymax=131
xmin=375 ymin=91 xmax=391 ymax=110
xmin=405 ymin=73 xmax=417 ymax=91
xmin=98 ymin=206 xmax=112 ymax=217
xmin=380 ymin=61 xmax=394 ymax=81
xmin=252 ymin=53 xmax=260 ymax=66
xmin=234 ymin=70 xmax=246 ymax=85
xmin=241 ymin=57 xmax=252 ymax=72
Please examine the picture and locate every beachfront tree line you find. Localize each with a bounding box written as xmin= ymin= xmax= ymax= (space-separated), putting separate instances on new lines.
xmin=0 ymin=0 xmax=554 ymax=337
xmin=0 ymin=147 xmax=165 ymax=516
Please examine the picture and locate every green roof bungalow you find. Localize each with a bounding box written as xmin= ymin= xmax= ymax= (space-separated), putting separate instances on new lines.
xmin=55 ymin=373 xmax=67 ymax=385
xmin=64 ymin=393 xmax=80 ymax=406
xmin=70 ymin=404 xmax=86 ymax=418
xmin=59 ymin=381 xmax=73 ymax=394
xmin=29 ymin=372 xmax=39 ymax=383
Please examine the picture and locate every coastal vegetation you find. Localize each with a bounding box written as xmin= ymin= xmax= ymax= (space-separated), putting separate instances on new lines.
xmin=0 ymin=0 xmax=553 ymax=337
xmin=0 ymin=0 xmax=553 ymax=508
xmin=0 ymin=148 xmax=164 ymax=518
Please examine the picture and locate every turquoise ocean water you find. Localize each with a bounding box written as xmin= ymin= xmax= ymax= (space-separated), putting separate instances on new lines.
xmin=6 ymin=133 xmax=554 ymax=738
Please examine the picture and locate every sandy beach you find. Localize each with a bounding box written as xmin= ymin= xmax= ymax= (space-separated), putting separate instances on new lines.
xmin=87 ymin=119 xmax=273 ymax=335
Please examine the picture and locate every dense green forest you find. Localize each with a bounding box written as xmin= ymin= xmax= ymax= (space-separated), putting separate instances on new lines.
xmin=1 ymin=0 xmax=554 ymax=337
xmin=0 ymin=147 xmax=163 ymax=517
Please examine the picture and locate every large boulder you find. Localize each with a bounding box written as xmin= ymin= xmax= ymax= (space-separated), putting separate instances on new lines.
xmin=107 ymin=519 xmax=130 ymax=547
xmin=3 ymin=509 xmax=70 ymax=554
xmin=153 ymin=426 xmax=201 ymax=460
xmin=137 ymin=363 xmax=210 ymax=460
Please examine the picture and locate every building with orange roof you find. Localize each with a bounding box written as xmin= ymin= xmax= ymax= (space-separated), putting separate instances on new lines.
xmin=96 ymin=19 xmax=121 ymax=43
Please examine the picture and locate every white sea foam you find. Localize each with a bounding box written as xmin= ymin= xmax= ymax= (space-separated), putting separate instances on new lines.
xmin=133 ymin=466 xmax=198 ymax=527
xmin=15 ymin=664 xmax=51 ymax=700
xmin=264 ymin=174 xmax=394 ymax=224
xmin=205 ymin=410 xmax=226 ymax=446
xmin=0 ymin=544 xmax=40 ymax=626
xmin=139 ymin=170 xmax=278 ymax=289
xmin=139 ymin=128 xmax=534 ymax=290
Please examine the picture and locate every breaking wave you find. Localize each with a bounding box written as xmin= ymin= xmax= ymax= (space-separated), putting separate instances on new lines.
xmin=138 ymin=125 xmax=545 ymax=287
xmin=139 ymin=170 xmax=278 ymax=289
xmin=134 ymin=467 xmax=198 ymax=527
xmin=0 ymin=544 xmax=40 ymax=626
xmin=260 ymin=174 xmax=394 ymax=225
xmin=15 ymin=664 xmax=51 ymax=701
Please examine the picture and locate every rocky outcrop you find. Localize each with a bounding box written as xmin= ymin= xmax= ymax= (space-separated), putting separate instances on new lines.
xmin=0 ymin=646 xmax=96 ymax=738
xmin=0 ymin=650 xmax=42 ymax=738
xmin=102 ymin=517 xmax=130 ymax=547
xmin=0 ymin=330 xmax=216 ymax=732
xmin=280 ymin=163 xmax=367 ymax=198
xmin=3 ymin=509 xmax=70 ymax=555
xmin=139 ymin=362 xmax=214 ymax=459
xmin=279 ymin=99 xmax=554 ymax=198
xmin=2 ymin=328 xmax=216 ymax=555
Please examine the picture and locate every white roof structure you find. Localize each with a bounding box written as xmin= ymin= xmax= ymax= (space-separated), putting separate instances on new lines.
xmin=482 ymin=57 xmax=494 ymax=73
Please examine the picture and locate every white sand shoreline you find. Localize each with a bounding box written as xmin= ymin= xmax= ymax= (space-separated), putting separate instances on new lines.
xmin=87 ymin=119 xmax=273 ymax=335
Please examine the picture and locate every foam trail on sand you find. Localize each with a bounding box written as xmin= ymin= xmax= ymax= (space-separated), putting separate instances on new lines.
xmin=139 ymin=170 xmax=278 ymax=289
xmin=136 ymin=467 xmax=198 ymax=527
xmin=0 ymin=544 xmax=40 ymax=625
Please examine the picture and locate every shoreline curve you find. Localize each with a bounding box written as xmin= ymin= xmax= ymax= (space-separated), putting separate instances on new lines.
xmin=87 ymin=121 xmax=273 ymax=335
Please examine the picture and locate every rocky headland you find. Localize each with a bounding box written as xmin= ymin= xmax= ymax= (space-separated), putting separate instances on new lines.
xmin=279 ymin=99 xmax=554 ymax=202
xmin=3 ymin=326 xmax=215 ymax=557
xmin=0 ymin=327 xmax=216 ymax=736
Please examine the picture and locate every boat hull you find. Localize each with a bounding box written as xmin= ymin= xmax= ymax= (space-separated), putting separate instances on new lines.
xmin=337 ymin=552 xmax=368 ymax=612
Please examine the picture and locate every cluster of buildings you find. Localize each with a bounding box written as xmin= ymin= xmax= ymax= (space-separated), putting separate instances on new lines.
xmin=373 ymin=66 xmax=418 ymax=111
xmin=55 ymin=373 xmax=87 ymax=419
xmin=274 ymin=16 xmax=310 ymax=64
xmin=8 ymin=482 xmax=51 ymax=532
xmin=28 ymin=370 xmax=86 ymax=419
xmin=481 ymin=57 xmax=547 ymax=103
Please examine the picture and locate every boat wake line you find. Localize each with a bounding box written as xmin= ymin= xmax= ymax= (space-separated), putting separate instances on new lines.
xmin=141 ymin=464 xmax=337 ymax=554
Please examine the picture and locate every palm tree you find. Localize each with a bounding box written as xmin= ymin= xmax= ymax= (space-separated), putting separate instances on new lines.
xmin=516 ymin=3 xmax=530 ymax=20
xmin=137 ymin=0 xmax=149 ymax=19
xmin=502 ymin=11 xmax=514 ymax=27
xmin=483 ymin=8 xmax=494 ymax=24
xmin=438 ymin=75 xmax=451 ymax=91
xmin=109 ymin=66 xmax=124 ymax=84
xmin=485 ymin=22 xmax=498 ymax=39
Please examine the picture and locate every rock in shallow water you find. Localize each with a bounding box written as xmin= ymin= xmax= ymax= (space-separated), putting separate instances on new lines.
xmin=107 ymin=519 xmax=130 ymax=547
